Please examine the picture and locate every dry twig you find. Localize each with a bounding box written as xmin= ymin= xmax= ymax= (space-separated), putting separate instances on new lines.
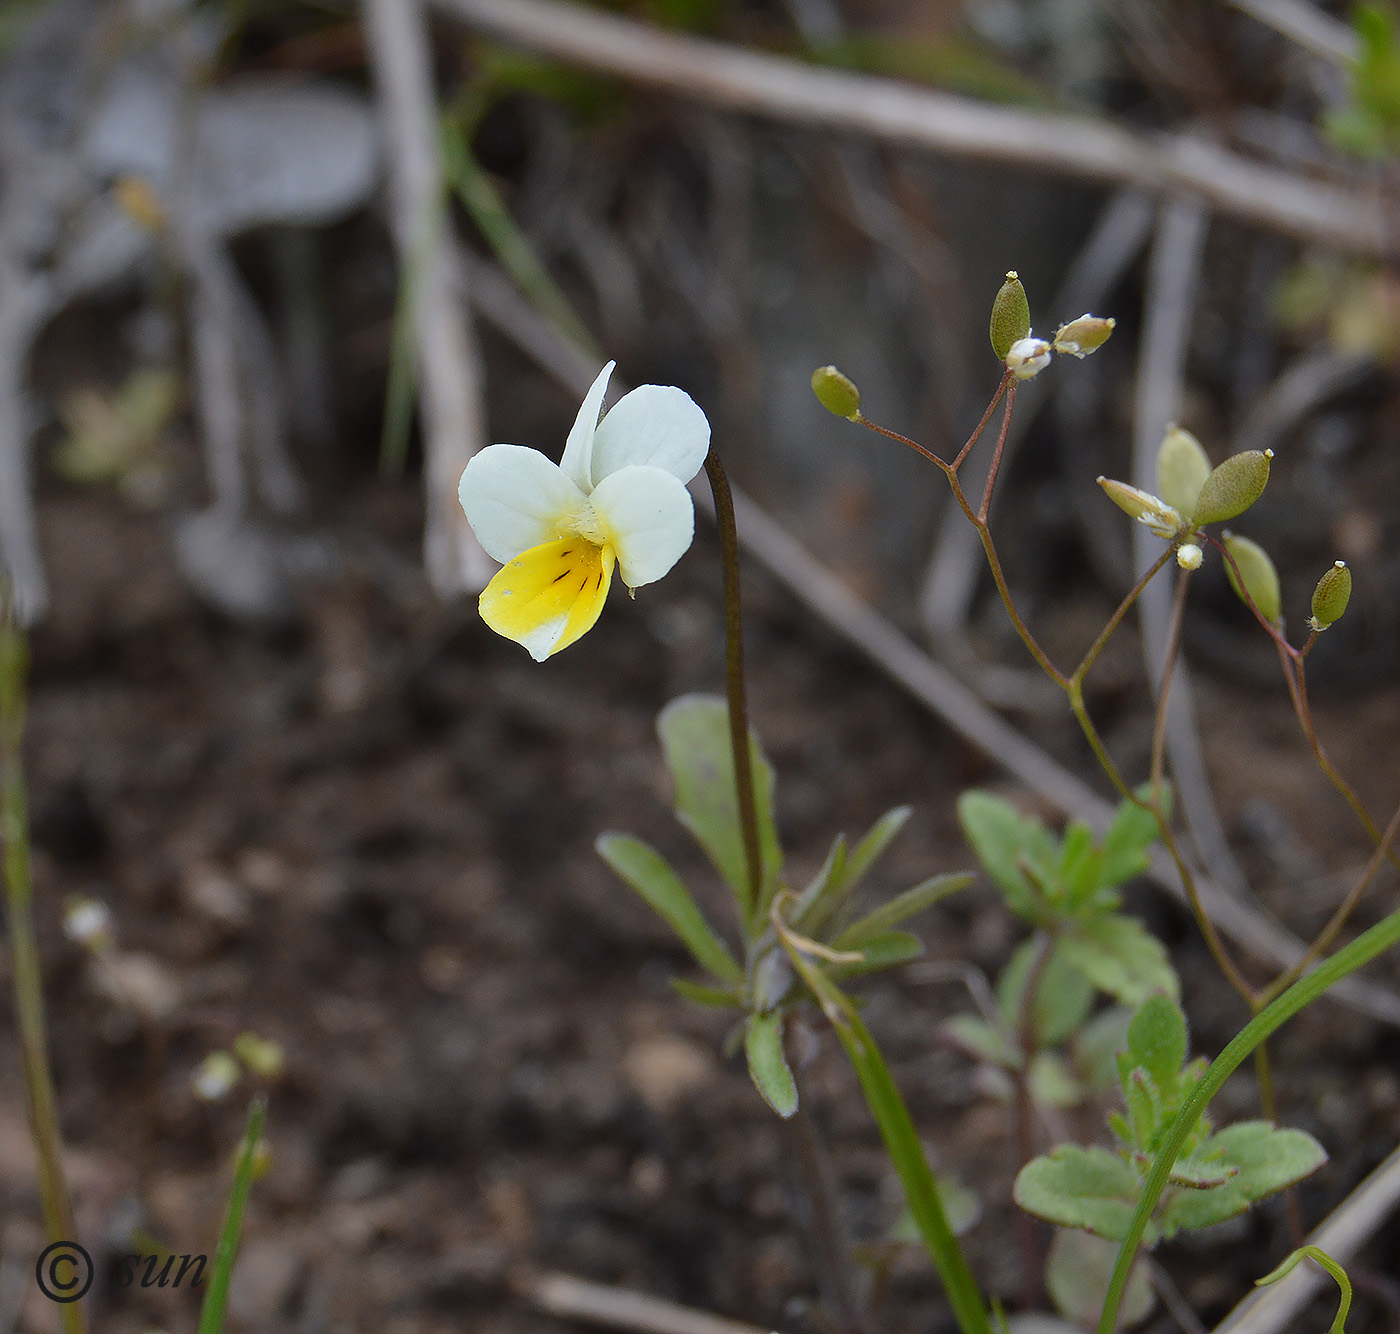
xmin=432 ymin=0 xmax=1389 ymax=255
xmin=363 ymin=0 xmax=493 ymax=596
xmin=521 ymin=1271 xmax=782 ymax=1334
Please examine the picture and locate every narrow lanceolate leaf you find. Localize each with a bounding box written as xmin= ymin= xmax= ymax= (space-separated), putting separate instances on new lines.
xmin=669 ymin=977 xmax=743 ymax=1010
xmin=790 ymin=833 xmax=850 ymax=935
xmin=842 ymin=806 xmax=913 ymax=898
xmin=658 ymin=695 xmax=782 ymax=913
xmin=832 ymin=871 xmax=972 ymax=949
xmin=745 ymin=1011 xmax=798 ymax=1117
xmin=596 ymin=833 xmax=743 ymax=984
xmin=1014 ymin=1145 xmax=1152 ymax=1244
xmin=198 ymin=1096 xmax=267 ymax=1334
xmin=828 ymin=929 xmax=924 ymax=977
xmin=782 ymin=947 xmax=992 ymax=1334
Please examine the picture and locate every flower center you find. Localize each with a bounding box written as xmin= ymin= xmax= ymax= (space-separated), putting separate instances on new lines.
xmin=563 ymin=497 xmax=613 ymax=549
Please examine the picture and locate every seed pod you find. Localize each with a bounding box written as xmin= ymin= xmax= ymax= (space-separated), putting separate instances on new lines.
xmin=1097 ymin=477 xmax=1185 ymax=539
xmin=1309 ymin=561 xmax=1352 ymax=630
xmin=1052 ymin=313 xmax=1115 ymax=358
xmin=1156 ymin=425 xmax=1211 ymax=517
xmin=990 ymin=271 xmax=1031 ymax=362
xmin=810 ymin=365 xmax=861 ymax=420
xmin=1223 ymin=532 xmax=1281 ymax=624
xmin=1191 ymin=449 xmax=1272 ymax=526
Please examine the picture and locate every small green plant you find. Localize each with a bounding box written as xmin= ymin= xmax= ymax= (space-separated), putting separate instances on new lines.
xmin=599 ymin=694 xmax=972 ymax=1115
xmin=1015 ymin=994 xmax=1326 ymax=1242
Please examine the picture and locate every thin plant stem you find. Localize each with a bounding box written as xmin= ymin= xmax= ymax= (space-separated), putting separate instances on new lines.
xmin=704 ymin=450 xmax=764 ymax=928
xmin=1148 ymin=568 xmax=1191 ymax=796
xmin=977 ymin=382 xmax=1017 ymax=524
xmin=1099 ymin=797 xmax=1400 ymax=1334
xmin=951 ymin=371 xmax=1011 ymax=473
xmin=0 ymin=608 xmax=86 ymax=1334
xmin=1070 ymin=548 xmax=1175 ymax=686
xmin=788 ymin=1082 xmax=868 ymax=1334
xmin=1013 ymin=930 xmax=1054 ymax=1310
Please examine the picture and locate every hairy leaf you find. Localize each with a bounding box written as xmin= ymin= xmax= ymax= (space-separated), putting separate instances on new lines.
xmin=1015 ymin=1146 xmax=1154 ymax=1244
xmin=1059 ymin=914 xmax=1179 ymax=1007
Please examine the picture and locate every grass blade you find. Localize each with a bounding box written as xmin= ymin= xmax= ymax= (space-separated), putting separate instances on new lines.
xmin=198 ymin=1095 xmax=268 ymax=1334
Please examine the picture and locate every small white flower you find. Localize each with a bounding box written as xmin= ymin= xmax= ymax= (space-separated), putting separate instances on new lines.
xmin=1097 ymin=477 xmax=1187 ymax=540
xmin=458 ymin=362 xmax=710 ymax=661
xmin=63 ymin=898 xmax=114 ymax=952
xmin=1176 ymin=542 xmax=1203 ymax=570
xmin=192 ymin=1051 xmax=240 ymax=1101
xmin=1005 ymin=336 xmax=1052 ymax=380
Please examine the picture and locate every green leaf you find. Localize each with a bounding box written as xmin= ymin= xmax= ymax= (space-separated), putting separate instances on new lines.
xmin=1099 ymin=786 xmax=1167 ymax=890
xmin=1058 ymin=914 xmax=1179 ymax=1008
xmin=669 ymin=978 xmax=743 ymax=1009
xmin=997 ymin=939 xmax=1095 ymax=1047
xmin=890 ymin=1176 xmax=982 ymax=1240
xmin=657 ymin=695 xmax=783 ymax=917
xmin=745 ymin=1011 xmax=798 ymax=1117
xmin=1045 ymin=1229 xmax=1155 ymax=1329
xmin=1014 ymin=1146 xmax=1153 ymax=1244
xmin=1058 ymin=820 xmax=1102 ymax=910
xmin=832 ymin=872 xmax=972 ymax=949
xmin=790 ymin=834 xmax=850 ymax=936
xmin=1028 ymin=1053 xmax=1084 ymax=1109
xmin=198 ymin=1096 xmax=268 ymax=1334
xmin=1074 ymin=1007 xmax=1134 ymax=1091
xmin=830 ymin=929 xmax=924 ymax=977
xmin=596 ymin=832 xmax=743 ymax=984
xmin=1127 ymin=993 xmax=1188 ymax=1089
xmin=1209 ymin=1122 xmax=1328 ymax=1202
xmin=781 ymin=945 xmax=993 ymax=1334
xmin=942 ymin=1014 xmax=1020 ymax=1069
xmin=957 ymin=791 xmax=1057 ymax=921
xmin=843 ymin=805 xmax=913 ymax=895
xmin=1168 ymin=1154 xmax=1238 ymax=1189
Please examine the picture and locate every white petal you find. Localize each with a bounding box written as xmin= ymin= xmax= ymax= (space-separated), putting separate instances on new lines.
xmin=558 ymin=360 xmax=615 ymax=492
xmin=458 ymin=444 xmax=585 ymax=563
xmin=590 ymin=465 xmax=695 ymax=588
xmin=588 ymin=384 xmax=710 ymax=486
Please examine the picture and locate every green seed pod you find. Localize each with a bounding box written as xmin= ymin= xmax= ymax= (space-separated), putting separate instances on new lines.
xmin=810 ymin=365 xmax=861 ymax=420
xmin=1097 ymin=476 xmax=1185 ymax=539
xmin=1309 ymin=561 xmax=1352 ymax=630
xmin=1191 ymin=449 xmax=1272 ymax=526
xmin=990 ymin=271 xmax=1031 ymax=362
xmin=1052 ymin=314 xmax=1116 ymax=358
xmin=1223 ymin=532 xmax=1282 ymax=624
xmin=1156 ymin=425 xmax=1212 ymax=517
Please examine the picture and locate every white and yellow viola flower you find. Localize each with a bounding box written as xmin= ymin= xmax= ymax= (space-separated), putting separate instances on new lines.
xmin=458 ymin=361 xmax=710 ymax=661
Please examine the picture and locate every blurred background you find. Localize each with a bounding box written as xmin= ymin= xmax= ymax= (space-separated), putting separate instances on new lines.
xmin=2 ymin=0 xmax=1400 ymax=1331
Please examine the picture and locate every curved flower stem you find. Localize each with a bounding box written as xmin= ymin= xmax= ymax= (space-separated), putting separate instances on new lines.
xmin=1070 ymin=548 xmax=1175 ymax=687
xmin=1148 ymin=568 xmax=1191 ymax=796
xmin=704 ymin=449 xmax=764 ymax=927
xmin=1 ymin=605 xmax=86 ymax=1334
xmin=951 ymin=371 xmax=1012 ymax=474
xmin=1099 ymin=798 xmax=1400 ymax=1334
xmin=977 ymin=382 xmax=1017 ymax=524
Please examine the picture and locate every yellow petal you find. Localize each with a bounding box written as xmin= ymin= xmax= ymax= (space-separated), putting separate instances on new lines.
xmin=479 ymin=537 xmax=615 ymax=660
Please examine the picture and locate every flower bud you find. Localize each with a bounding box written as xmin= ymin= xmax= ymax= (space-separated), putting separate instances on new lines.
xmin=1052 ymin=314 xmax=1115 ymax=358
xmin=193 ymin=1051 xmax=240 ymax=1102
xmin=1309 ymin=561 xmax=1352 ymax=631
xmin=1156 ymin=425 xmax=1211 ymax=517
xmin=1223 ymin=532 xmax=1281 ymax=624
xmin=233 ymin=1032 xmax=285 ymax=1080
xmin=1006 ymin=336 xmax=1052 ymax=380
xmin=811 ymin=365 xmax=861 ymax=420
xmin=1176 ymin=542 xmax=1203 ymax=570
xmin=63 ymin=897 xmax=114 ymax=952
xmin=1097 ymin=477 xmax=1185 ymax=539
xmin=990 ymin=271 xmax=1031 ymax=362
xmin=1191 ymin=449 xmax=1272 ymax=526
